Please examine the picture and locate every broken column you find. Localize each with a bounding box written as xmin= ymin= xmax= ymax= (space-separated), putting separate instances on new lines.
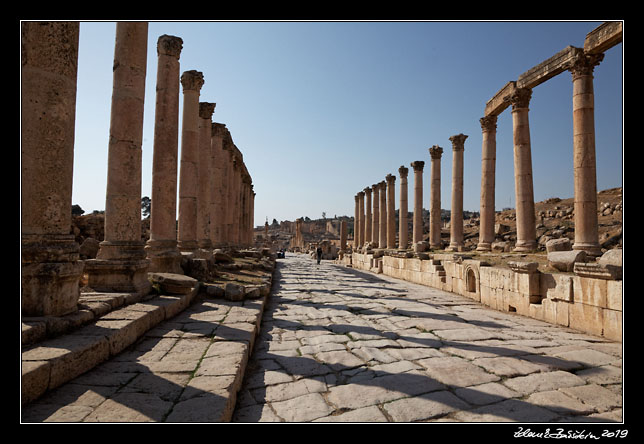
xmin=398 ymin=166 xmax=409 ymax=250
xmin=568 ymin=51 xmax=604 ymax=257
xmin=197 ymin=102 xmax=216 ymax=254
xmin=506 ymin=88 xmax=537 ymax=251
xmin=85 ymin=22 xmax=151 ymax=295
xmin=21 ymin=22 xmax=84 ymax=316
xmin=447 ymin=133 xmax=467 ymax=252
xmin=411 ymin=161 xmax=425 ymax=245
xmin=379 ymin=181 xmax=387 ymax=249
xmin=177 ymin=70 xmax=204 ymax=253
xmin=145 ymin=34 xmax=183 ymax=274
xmin=386 ymin=174 xmax=396 ymax=249
xmin=476 ymin=115 xmax=498 ymax=252
xmin=371 ymin=183 xmax=380 ymax=248
xmin=429 ymin=145 xmax=443 ymax=249
xmin=364 ymin=187 xmax=372 ymax=245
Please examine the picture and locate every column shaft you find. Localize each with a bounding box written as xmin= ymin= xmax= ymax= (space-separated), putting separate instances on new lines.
xmin=386 ymin=174 xmax=396 ymax=249
xmin=371 ymin=184 xmax=379 ymax=248
xmin=447 ymin=134 xmax=467 ymax=251
xmin=477 ymin=116 xmax=497 ymax=251
xmin=429 ymin=146 xmax=443 ymax=249
xmin=358 ymin=191 xmax=365 ymax=248
xmin=364 ymin=188 xmax=372 ymax=245
xmin=398 ymin=166 xmax=409 ymax=249
xmin=379 ymin=181 xmax=387 ymax=248
xmin=411 ymin=161 xmax=425 ymax=244
xmin=197 ymin=103 xmax=216 ymax=252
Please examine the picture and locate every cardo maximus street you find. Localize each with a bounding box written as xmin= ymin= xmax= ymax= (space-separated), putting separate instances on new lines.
xmin=21 ymin=21 xmax=622 ymax=424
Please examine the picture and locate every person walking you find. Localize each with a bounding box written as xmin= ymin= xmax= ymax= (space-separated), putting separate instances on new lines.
xmin=316 ymin=246 xmax=322 ymax=265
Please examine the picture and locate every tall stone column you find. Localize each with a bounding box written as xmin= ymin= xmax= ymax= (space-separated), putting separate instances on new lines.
xmin=379 ymin=181 xmax=387 ymax=249
xmin=177 ymin=70 xmax=204 ymax=253
xmin=398 ymin=166 xmax=409 ymax=250
xmin=145 ymin=35 xmax=183 ymax=274
xmin=371 ymin=184 xmax=380 ymax=248
xmin=386 ymin=174 xmax=396 ymax=249
xmin=429 ymin=146 xmax=443 ymax=249
xmin=447 ymin=134 xmax=467 ymax=252
xmin=476 ymin=115 xmax=498 ymax=252
xmin=340 ymin=219 xmax=347 ymax=252
xmin=364 ymin=187 xmax=372 ymax=245
xmin=231 ymin=157 xmax=241 ymax=246
xmin=568 ymin=51 xmax=604 ymax=257
xmin=411 ymin=161 xmax=425 ymax=245
xmin=354 ymin=194 xmax=359 ymax=248
xmin=197 ymin=102 xmax=216 ymax=253
xmin=210 ymin=123 xmax=226 ymax=247
xmin=358 ymin=191 xmax=365 ymax=248
xmin=21 ymin=22 xmax=84 ymax=316
xmin=507 ymin=88 xmax=537 ymax=252
xmin=86 ymin=22 xmax=150 ymax=295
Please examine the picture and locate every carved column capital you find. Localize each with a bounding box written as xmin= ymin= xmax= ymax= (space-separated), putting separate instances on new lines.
xmin=505 ymin=87 xmax=532 ymax=111
xmin=480 ymin=115 xmax=498 ymax=132
xmin=385 ymin=174 xmax=396 ymax=184
xmin=157 ymin=35 xmax=183 ymax=58
xmin=429 ymin=145 xmax=443 ymax=159
xmin=449 ymin=133 xmax=468 ymax=150
xmin=411 ymin=160 xmax=425 ymax=171
xmin=358 ymin=190 xmax=365 ymax=198
xmin=398 ymin=165 xmax=409 ymax=178
xmin=181 ymin=70 xmax=204 ymax=92
xmin=199 ymin=102 xmax=216 ymax=119
xmin=567 ymin=51 xmax=604 ymax=80
xmin=371 ymin=183 xmax=379 ymax=192
xmin=364 ymin=187 xmax=372 ymax=195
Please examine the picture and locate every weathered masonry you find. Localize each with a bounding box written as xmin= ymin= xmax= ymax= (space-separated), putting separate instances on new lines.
xmin=343 ymin=22 xmax=622 ymax=342
xmin=21 ymin=22 xmax=256 ymax=318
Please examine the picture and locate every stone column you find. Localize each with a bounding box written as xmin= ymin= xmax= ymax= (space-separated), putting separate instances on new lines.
xmin=378 ymin=181 xmax=387 ymax=249
xmin=230 ymin=156 xmax=241 ymax=246
xmin=507 ymin=88 xmax=537 ymax=252
xmin=197 ymin=102 xmax=216 ymax=254
xmin=86 ymin=22 xmax=150 ymax=294
xmin=364 ymin=187 xmax=372 ymax=246
xmin=210 ymin=123 xmax=226 ymax=247
xmin=358 ymin=191 xmax=365 ymax=248
xmin=340 ymin=220 xmax=347 ymax=252
xmin=476 ymin=115 xmax=498 ymax=252
xmin=569 ymin=52 xmax=604 ymax=257
xmin=411 ymin=161 xmax=425 ymax=245
xmin=21 ymin=22 xmax=84 ymax=316
xmin=398 ymin=166 xmax=409 ymax=250
xmin=145 ymin=35 xmax=183 ymax=274
xmin=371 ymin=184 xmax=380 ymax=248
xmin=177 ymin=70 xmax=204 ymax=253
xmin=386 ymin=174 xmax=396 ymax=249
xmin=429 ymin=146 xmax=443 ymax=249
xmin=354 ymin=194 xmax=359 ymax=248
xmin=447 ymin=133 xmax=467 ymax=252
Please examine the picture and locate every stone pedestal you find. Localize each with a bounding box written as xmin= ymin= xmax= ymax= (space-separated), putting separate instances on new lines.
xmin=507 ymin=88 xmax=537 ymax=252
xmin=411 ymin=161 xmax=425 ymax=245
xmin=145 ymin=35 xmax=184 ymax=274
xmin=429 ymin=146 xmax=443 ymax=249
xmin=569 ymin=52 xmax=604 ymax=257
xmin=446 ymin=134 xmax=467 ymax=252
xmin=178 ymin=70 xmax=204 ymax=254
xmin=21 ymin=22 xmax=83 ymax=316
xmin=477 ymin=115 xmax=498 ymax=252
xmin=398 ymin=166 xmax=409 ymax=250
xmin=371 ymin=184 xmax=380 ymax=248
xmin=85 ymin=22 xmax=150 ymax=295
xmin=379 ymin=181 xmax=387 ymax=249
xmin=386 ymin=174 xmax=396 ymax=249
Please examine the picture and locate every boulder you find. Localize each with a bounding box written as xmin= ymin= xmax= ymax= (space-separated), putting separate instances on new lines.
xmin=224 ymin=283 xmax=245 ymax=301
xmin=545 ymin=237 xmax=571 ymax=253
xmin=547 ymin=250 xmax=587 ymax=272
xmin=79 ymin=237 xmax=100 ymax=259
xmin=149 ymin=272 xmax=198 ymax=295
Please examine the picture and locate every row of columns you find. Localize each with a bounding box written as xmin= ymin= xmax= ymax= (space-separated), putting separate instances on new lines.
xmin=352 ymin=135 xmax=467 ymax=252
xmin=476 ymin=51 xmax=605 ymax=256
xmin=21 ymin=22 xmax=255 ymax=317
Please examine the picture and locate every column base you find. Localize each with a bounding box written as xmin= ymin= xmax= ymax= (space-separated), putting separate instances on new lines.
xmin=476 ymin=242 xmax=492 ymax=252
xmin=573 ymin=242 xmax=602 ymax=258
xmin=446 ymin=243 xmax=464 ymax=252
xmin=145 ymin=239 xmax=184 ymax=274
xmin=84 ymin=258 xmax=151 ymax=295
xmin=513 ymin=241 xmax=537 ymax=252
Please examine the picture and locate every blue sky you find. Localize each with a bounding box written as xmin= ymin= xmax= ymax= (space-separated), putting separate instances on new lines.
xmin=72 ymin=21 xmax=623 ymax=228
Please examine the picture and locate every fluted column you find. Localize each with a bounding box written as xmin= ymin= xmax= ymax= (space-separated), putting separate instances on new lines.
xmin=447 ymin=134 xmax=467 ymax=252
xmin=507 ymin=88 xmax=537 ymax=252
xmin=358 ymin=191 xmax=365 ymax=248
xmin=569 ymin=51 xmax=604 ymax=257
xmin=371 ymin=184 xmax=380 ymax=248
xmin=378 ymin=181 xmax=387 ymax=249
xmin=364 ymin=187 xmax=372 ymax=245
xmin=429 ymin=146 xmax=443 ymax=249
xmin=398 ymin=166 xmax=409 ymax=249
xmin=86 ymin=22 xmax=150 ymax=294
xmin=386 ymin=174 xmax=396 ymax=249
xmin=177 ymin=70 xmax=204 ymax=253
xmin=476 ymin=115 xmax=498 ymax=252
xmin=411 ymin=161 xmax=425 ymax=245
xmin=197 ymin=102 xmax=216 ymax=253
xmin=146 ymin=35 xmax=183 ymax=273
xmin=21 ymin=22 xmax=84 ymax=316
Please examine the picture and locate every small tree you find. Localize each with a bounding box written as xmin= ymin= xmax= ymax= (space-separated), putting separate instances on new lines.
xmin=72 ymin=204 xmax=84 ymax=216
xmin=141 ymin=196 xmax=151 ymax=218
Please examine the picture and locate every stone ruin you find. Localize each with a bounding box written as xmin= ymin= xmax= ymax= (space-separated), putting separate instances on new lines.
xmin=342 ymin=22 xmax=622 ymax=341
xmin=21 ymin=22 xmax=263 ymax=320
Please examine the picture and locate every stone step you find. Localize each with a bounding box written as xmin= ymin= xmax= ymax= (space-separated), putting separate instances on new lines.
xmin=21 ymin=278 xmax=200 ymax=405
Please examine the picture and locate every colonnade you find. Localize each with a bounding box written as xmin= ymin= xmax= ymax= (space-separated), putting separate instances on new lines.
xmin=21 ymin=22 xmax=255 ymax=317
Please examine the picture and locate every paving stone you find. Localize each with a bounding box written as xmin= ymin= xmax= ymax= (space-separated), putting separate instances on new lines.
xmin=453 ymin=382 xmax=521 ymax=406
xmin=417 ymin=356 xmax=500 ymax=387
xmin=270 ymin=393 xmax=334 ymax=422
xmin=313 ymin=405 xmax=388 ymax=422
xmin=502 ymin=371 xmax=586 ymax=395
xmin=383 ymin=390 xmax=471 ymax=422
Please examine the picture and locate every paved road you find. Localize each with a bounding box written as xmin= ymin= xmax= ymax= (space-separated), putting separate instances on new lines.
xmin=232 ymin=254 xmax=622 ymax=423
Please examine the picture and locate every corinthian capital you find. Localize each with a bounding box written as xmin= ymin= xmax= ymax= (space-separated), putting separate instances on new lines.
xmin=429 ymin=145 xmax=443 ymax=160
xmin=480 ymin=115 xmax=498 ymax=132
xmin=505 ymin=87 xmax=532 ymax=110
xmin=411 ymin=160 xmax=425 ymax=171
xmin=181 ymin=70 xmax=204 ymax=92
xmin=449 ymin=133 xmax=468 ymax=151
xmin=157 ymin=35 xmax=183 ymax=58
xmin=199 ymin=102 xmax=216 ymax=119
xmin=398 ymin=165 xmax=409 ymax=178
xmin=567 ymin=50 xmax=605 ymax=80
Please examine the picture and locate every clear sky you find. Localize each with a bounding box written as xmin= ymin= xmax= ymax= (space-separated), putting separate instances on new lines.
xmin=71 ymin=21 xmax=623 ymax=228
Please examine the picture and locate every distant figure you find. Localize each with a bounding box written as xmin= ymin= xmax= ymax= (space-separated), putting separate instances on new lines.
xmin=316 ymin=246 xmax=322 ymax=265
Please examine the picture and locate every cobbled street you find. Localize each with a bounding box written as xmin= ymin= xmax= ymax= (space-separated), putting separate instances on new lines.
xmin=232 ymin=254 xmax=622 ymax=423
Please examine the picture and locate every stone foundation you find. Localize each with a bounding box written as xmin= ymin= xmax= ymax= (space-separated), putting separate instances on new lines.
xmin=344 ymin=251 xmax=621 ymax=342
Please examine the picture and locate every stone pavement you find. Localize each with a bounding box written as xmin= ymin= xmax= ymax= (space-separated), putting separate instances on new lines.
xmin=232 ymin=254 xmax=622 ymax=423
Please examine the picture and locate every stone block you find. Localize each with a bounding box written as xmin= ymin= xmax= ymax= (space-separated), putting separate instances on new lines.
xmin=606 ymin=280 xmax=622 ymax=311
xmin=602 ymin=309 xmax=622 ymax=342
xmin=149 ymin=272 xmax=198 ymax=295
xmin=548 ymin=250 xmax=586 ymax=272
xmin=568 ymin=302 xmax=603 ymax=337
xmin=543 ymin=273 xmax=574 ymax=302
xmin=546 ymin=237 xmax=571 ymax=253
